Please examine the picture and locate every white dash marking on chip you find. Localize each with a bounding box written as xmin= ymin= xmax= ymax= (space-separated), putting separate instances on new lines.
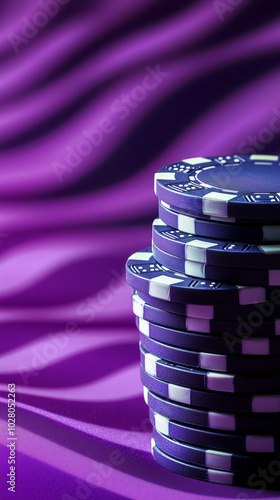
xmin=205 ymin=450 xmax=232 ymax=470
xmin=145 ymin=352 xmax=159 ymax=377
xmin=250 ymin=155 xmax=279 ymax=161
xmin=208 ymin=469 xmax=233 ymax=485
xmin=154 ymin=172 xmax=176 ymax=195
xmin=168 ymin=384 xmax=191 ymax=404
xmin=182 ymin=157 xmax=211 ymax=165
xmin=202 ymin=192 xmax=237 ymax=218
xmin=131 ymin=251 xmax=152 ymax=261
xmin=177 ymin=213 xmax=195 ymax=233
xmin=132 ymin=295 xmax=145 ymax=318
xmin=207 ymin=372 xmax=234 ymax=393
xmin=138 ymin=317 xmax=150 ymax=336
xmin=149 ymin=275 xmax=183 ymax=300
xmin=185 ymin=240 xmax=217 ymax=263
xmin=154 ymin=413 xmax=169 ymax=435
xmin=242 ymin=338 xmax=270 ymax=355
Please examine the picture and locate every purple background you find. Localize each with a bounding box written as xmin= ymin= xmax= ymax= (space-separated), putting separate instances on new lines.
xmin=1 ymin=0 xmax=280 ymax=498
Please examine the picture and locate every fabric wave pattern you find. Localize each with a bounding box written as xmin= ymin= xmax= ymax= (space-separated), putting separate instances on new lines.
xmin=1 ymin=0 xmax=280 ymax=498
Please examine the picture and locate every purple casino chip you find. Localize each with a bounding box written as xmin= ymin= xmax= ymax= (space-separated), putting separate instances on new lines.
xmin=159 ymin=200 xmax=280 ymax=243
xmin=126 ymin=248 xmax=268 ymax=305
xmin=134 ymin=293 xmax=280 ymax=339
xmin=139 ymin=331 xmax=280 ymax=373
xmin=136 ymin=289 xmax=280 ymax=320
xmin=153 ymin=242 xmax=280 ymax=286
xmin=141 ymin=366 xmax=280 ymax=413
xmin=144 ymin=388 xmax=280 ymax=434
xmin=140 ymin=343 xmax=280 ymax=393
xmin=152 ymin=218 xmax=280 ymax=269
xmin=155 ymin=155 xmax=280 ymax=222
xmin=151 ymin=443 xmax=278 ymax=488
xmin=150 ymin=408 xmax=280 ymax=453
xmin=153 ymin=429 xmax=277 ymax=472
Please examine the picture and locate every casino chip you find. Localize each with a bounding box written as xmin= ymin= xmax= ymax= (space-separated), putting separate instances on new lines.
xmin=151 ymin=443 xmax=280 ymax=488
xmin=152 ymin=243 xmax=280 ymax=286
xmin=133 ymin=293 xmax=280 ymax=337
xmin=152 ymin=429 xmax=276 ymax=471
xmin=141 ymin=367 xmax=280 ymax=413
xmin=159 ymin=200 xmax=280 ymax=243
xmin=149 ymin=408 xmax=280 ymax=453
xmin=139 ymin=331 xmax=280 ymax=373
xmin=126 ymin=155 xmax=280 ymax=489
xmin=136 ymin=289 xmax=280 ymax=319
xmin=140 ymin=344 xmax=280 ymax=392
xmin=154 ymin=155 xmax=280 ymax=221
xmin=144 ymin=388 xmax=280 ymax=433
xmin=126 ymin=249 xmax=268 ymax=305
xmin=152 ymin=218 xmax=280 ymax=269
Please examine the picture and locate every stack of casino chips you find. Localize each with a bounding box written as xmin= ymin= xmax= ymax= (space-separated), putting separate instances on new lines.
xmin=126 ymin=155 xmax=280 ymax=490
